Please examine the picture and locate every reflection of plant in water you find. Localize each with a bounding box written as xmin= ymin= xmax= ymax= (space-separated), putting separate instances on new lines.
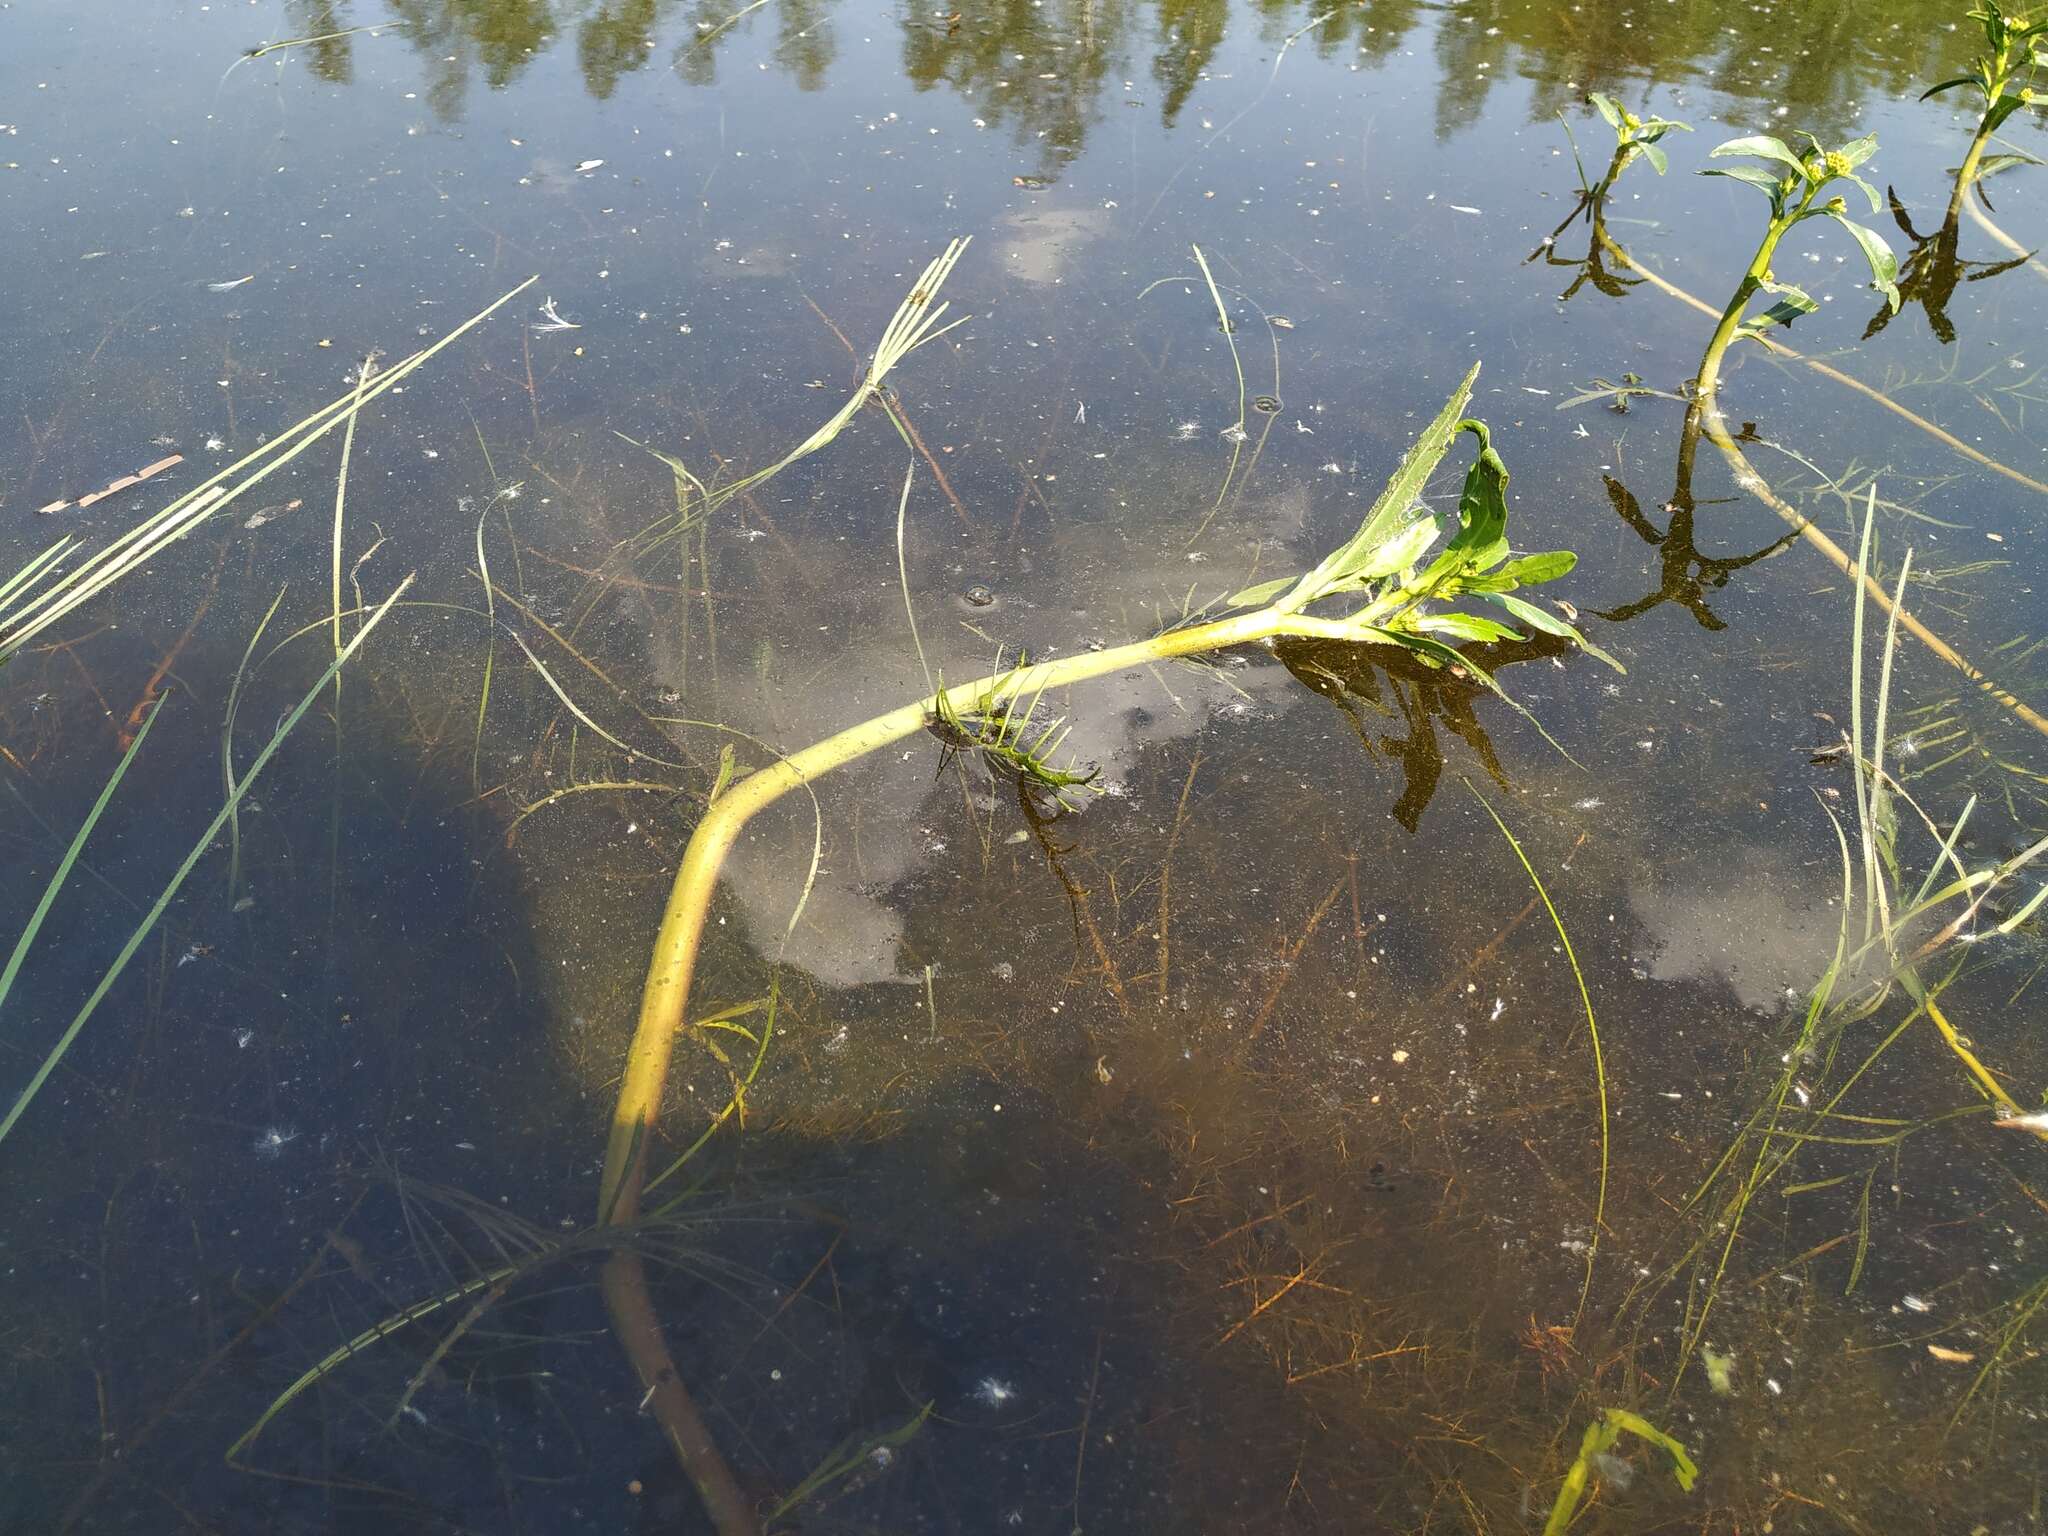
xmin=901 ymin=0 xmax=1132 ymax=182
xmin=1588 ymin=434 xmax=1798 ymax=633
xmin=1531 ymin=94 xmax=1691 ymax=302
xmin=1281 ymin=630 xmax=1567 ymax=832
xmin=1861 ymin=187 xmax=2034 ymax=343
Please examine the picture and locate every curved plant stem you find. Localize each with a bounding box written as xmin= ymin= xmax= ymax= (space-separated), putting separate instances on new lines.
xmin=1589 ymin=218 xmax=2048 ymax=499
xmin=597 ymin=611 xmax=1290 ymax=1534
xmin=1467 ymin=784 xmax=1606 ymax=1332
xmin=1689 ymin=401 xmax=2048 ymax=741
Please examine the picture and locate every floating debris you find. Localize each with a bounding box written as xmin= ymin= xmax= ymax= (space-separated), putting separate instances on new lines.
xmin=533 ymin=296 xmax=581 ymax=332
xmin=575 ymin=158 xmax=605 ymax=173
xmin=1269 ymin=315 xmax=1296 ymax=329
xmin=1701 ymin=1345 xmax=1736 ymax=1395
xmin=207 ymin=274 xmax=255 ymax=292
xmin=243 ymin=498 xmax=304 ymax=530
xmin=44 ymin=452 xmax=186 ymax=513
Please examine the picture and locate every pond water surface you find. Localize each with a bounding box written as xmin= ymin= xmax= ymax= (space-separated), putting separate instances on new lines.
xmin=4 ymin=0 xmax=2047 ymax=1531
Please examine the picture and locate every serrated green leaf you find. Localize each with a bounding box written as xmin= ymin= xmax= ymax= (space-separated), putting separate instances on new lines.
xmin=1711 ymin=133 xmax=1806 ymax=175
xmin=1282 ymin=361 xmax=1479 ymax=612
xmin=1227 ymin=575 xmax=1296 ymax=609
xmin=1827 ymin=212 xmax=1901 ymax=311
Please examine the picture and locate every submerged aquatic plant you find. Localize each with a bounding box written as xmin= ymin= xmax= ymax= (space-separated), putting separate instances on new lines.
xmin=1693 ymin=131 xmax=1900 ymax=398
xmin=596 ymin=345 xmax=1618 ymax=1534
xmin=926 ymin=654 xmax=1100 ymax=809
xmin=1542 ymin=1408 xmax=1698 ymax=1535
xmin=1622 ymin=489 xmax=2048 ymax=1405
xmin=0 ymin=279 xmax=533 ymax=667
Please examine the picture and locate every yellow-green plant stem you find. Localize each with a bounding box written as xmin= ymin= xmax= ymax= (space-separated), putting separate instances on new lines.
xmin=600 ymin=608 xmax=1286 ymax=1219
xmin=1582 ymin=211 xmax=2048 ymax=742
xmin=1694 ymin=180 xmax=1822 ymax=401
xmin=1585 ymin=216 xmax=2048 ymax=500
xmin=1947 ymin=117 xmax=2001 ymax=225
xmin=598 ymin=606 xmax=1330 ymax=1535
xmin=1691 ymin=403 xmax=2048 ymax=742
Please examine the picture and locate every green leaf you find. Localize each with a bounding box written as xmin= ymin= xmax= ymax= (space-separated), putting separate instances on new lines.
xmin=1353 ymin=517 xmax=1443 ymax=583
xmin=1587 ymin=92 xmax=1623 ymax=132
xmin=1639 ymin=139 xmax=1669 ymax=176
xmin=1976 ymin=151 xmax=2043 ymax=181
xmin=1840 ymin=171 xmax=1882 ymax=213
xmin=1498 ymin=550 xmax=1578 ymax=586
xmin=1919 ymin=75 xmax=1979 ymax=100
xmin=1984 ymin=91 xmax=2032 ymax=135
xmin=1227 ymin=575 xmax=1296 ymax=609
xmin=1834 ymin=133 xmax=1880 ymax=171
xmin=1701 ymin=164 xmax=1788 ymax=202
xmin=1710 ymin=133 xmax=1806 ymax=176
xmin=1478 ymin=591 xmax=1626 ymax=671
xmin=1742 ymin=286 xmax=1818 ymax=333
xmin=1413 ymin=421 xmax=1510 ymax=592
xmin=1282 ymin=361 xmax=1479 ymax=612
xmin=1410 ymin=611 xmax=1525 ymax=644
xmin=1826 ymin=212 xmax=1901 ymax=311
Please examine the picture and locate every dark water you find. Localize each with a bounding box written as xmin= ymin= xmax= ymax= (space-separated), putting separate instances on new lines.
xmin=3 ymin=0 xmax=2046 ymax=1531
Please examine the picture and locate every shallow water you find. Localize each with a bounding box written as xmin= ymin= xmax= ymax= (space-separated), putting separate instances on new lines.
xmin=3 ymin=0 xmax=2046 ymax=1531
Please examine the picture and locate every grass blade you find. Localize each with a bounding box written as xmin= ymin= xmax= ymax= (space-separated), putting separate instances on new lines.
xmin=0 ymin=576 xmax=413 ymax=1150
xmin=0 ymin=696 xmax=167 ymax=1022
